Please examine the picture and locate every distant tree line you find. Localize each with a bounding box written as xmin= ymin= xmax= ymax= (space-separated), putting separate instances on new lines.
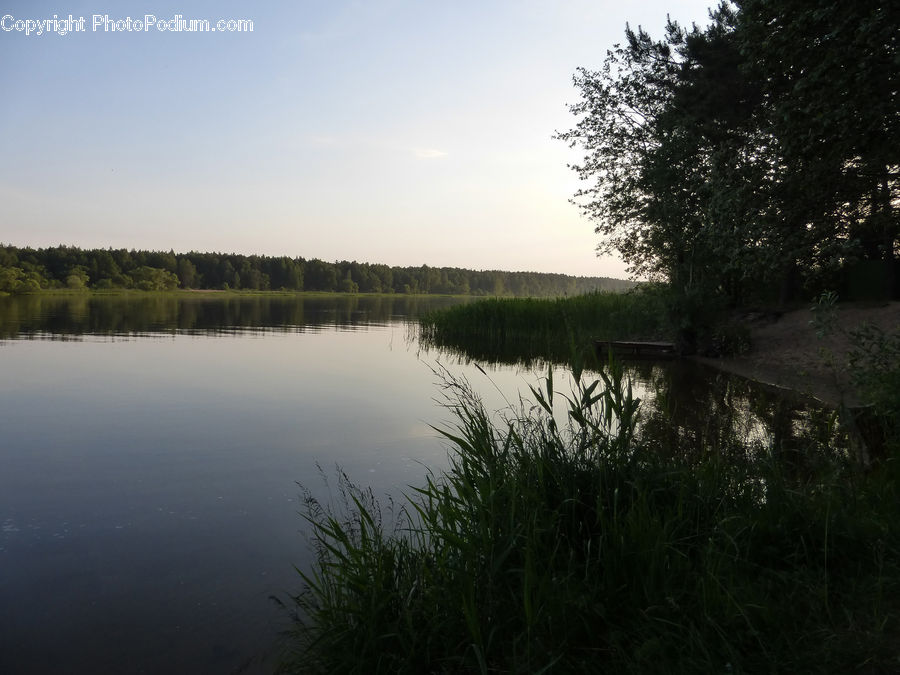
xmin=0 ymin=244 xmax=634 ymax=296
xmin=558 ymin=0 xmax=898 ymax=306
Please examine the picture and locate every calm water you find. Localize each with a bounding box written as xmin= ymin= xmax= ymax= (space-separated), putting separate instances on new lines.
xmin=0 ymin=294 xmax=843 ymax=674
xmin=0 ymin=294 xmax=569 ymax=674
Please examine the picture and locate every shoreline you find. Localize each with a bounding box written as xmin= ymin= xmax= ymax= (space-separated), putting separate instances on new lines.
xmin=694 ymin=301 xmax=900 ymax=409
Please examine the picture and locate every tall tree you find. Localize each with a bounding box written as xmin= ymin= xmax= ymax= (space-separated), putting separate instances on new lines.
xmin=557 ymin=19 xmax=682 ymax=282
xmin=559 ymin=1 xmax=899 ymax=305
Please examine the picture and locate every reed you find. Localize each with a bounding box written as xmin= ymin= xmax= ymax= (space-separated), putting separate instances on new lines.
xmin=418 ymin=288 xmax=672 ymax=366
xmin=281 ymin=362 xmax=900 ymax=674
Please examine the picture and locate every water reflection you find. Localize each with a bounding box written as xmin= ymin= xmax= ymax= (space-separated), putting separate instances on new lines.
xmin=630 ymin=360 xmax=847 ymax=477
xmin=0 ymin=293 xmax=468 ymax=339
xmin=418 ymin=334 xmax=851 ymax=473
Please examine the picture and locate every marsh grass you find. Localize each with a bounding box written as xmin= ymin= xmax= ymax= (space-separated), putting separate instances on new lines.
xmin=281 ymin=362 xmax=900 ymax=674
xmin=418 ymin=288 xmax=672 ymax=366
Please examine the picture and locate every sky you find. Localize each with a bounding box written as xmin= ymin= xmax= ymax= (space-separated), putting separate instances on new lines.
xmin=1 ymin=0 xmax=716 ymax=278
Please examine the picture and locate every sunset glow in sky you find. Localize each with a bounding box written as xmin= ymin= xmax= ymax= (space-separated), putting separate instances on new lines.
xmin=2 ymin=0 xmax=716 ymax=277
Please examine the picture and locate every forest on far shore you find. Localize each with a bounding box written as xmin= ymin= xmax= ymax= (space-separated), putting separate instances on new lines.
xmin=0 ymin=244 xmax=634 ymax=297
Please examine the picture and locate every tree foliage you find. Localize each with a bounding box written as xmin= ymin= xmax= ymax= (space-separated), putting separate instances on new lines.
xmin=558 ymin=0 xmax=899 ymax=306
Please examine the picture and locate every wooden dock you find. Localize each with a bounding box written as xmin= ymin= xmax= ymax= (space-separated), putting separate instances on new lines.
xmin=594 ymin=340 xmax=677 ymax=359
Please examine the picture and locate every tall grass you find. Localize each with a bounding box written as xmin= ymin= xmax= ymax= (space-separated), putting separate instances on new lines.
xmin=418 ymin=288 xmax=672 ymax=366
xmin=281 ymin=360 xmax=899 ymax=673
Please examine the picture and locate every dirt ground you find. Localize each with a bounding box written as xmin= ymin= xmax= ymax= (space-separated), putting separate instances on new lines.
xmin=694 ymin=302 xmax=900 ymax=408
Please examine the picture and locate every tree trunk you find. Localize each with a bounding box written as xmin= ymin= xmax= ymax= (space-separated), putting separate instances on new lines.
xmin=778 ymin=259 xmax=798 ymax=308
xmin=879 ymin=175 xmax=897 ymax=299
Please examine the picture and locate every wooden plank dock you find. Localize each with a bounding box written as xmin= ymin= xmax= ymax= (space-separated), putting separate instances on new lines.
xmin=594 ymin=340 xmax=677 ymax=359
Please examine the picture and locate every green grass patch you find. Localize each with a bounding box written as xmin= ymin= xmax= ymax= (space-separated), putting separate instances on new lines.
xmin=280 ymin=364 xmax=900 ymax=674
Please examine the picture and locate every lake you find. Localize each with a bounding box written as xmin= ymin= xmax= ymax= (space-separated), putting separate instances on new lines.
xmin=0 ymin=294 xmax=844 ymax=674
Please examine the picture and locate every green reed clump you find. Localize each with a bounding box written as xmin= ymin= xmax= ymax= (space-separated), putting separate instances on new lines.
xmin=418 ymin=288 xmax=671 ymax=365
xmin=281 ymin=362 xmax=900 ymax=674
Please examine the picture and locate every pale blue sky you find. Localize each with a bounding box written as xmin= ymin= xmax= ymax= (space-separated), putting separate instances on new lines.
xmin=1 ymin=1 xmax=714 ymax=277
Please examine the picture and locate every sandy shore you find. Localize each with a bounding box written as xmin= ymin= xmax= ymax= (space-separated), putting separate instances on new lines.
xmin=694 ymin=302 xmax=900 ymax=408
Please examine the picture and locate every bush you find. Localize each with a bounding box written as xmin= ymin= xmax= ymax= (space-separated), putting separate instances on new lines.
xmin=710 ymin=319 xmax=752 ymax=356
xmin=849 ymin=323 xmax=900 ymax=446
